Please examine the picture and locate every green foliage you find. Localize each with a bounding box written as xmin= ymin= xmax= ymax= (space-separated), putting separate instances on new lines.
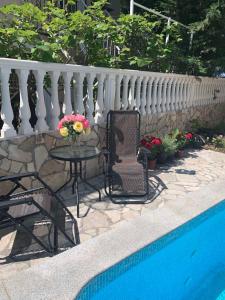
xmin=161 ymin=134 xmax=178 ymax=156
xmin=212 ymin=135 xmax=225 ymax=148
xmin=170 ymin=128 xmax=187 ymax=150
xmin=0 ymin=0 xmax=192 ymax=72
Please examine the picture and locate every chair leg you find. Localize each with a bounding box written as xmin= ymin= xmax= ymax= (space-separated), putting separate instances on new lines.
xmin=53 ymin=224 xmax=58 ymax=253
xmin=6 ymin=213 xmax=52 ymax=254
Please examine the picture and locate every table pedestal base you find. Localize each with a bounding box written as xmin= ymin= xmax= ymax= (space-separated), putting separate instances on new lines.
xmin=56 ymin=161 xmax=101 ymax=218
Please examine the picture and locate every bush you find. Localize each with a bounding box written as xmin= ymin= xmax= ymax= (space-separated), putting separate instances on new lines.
xmin=160 ymin=134 xmax=178 ymax=160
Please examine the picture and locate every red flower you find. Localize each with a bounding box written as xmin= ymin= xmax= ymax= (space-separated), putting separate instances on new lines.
xmin=151 ymin=138 xmax=162 ymax=145
xmin=141 ymin=136 xmax=162 ymax=150
xmin=185 ymin=133 xmax=193 ymax=140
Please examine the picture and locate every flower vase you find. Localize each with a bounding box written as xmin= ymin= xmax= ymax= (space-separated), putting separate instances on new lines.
xmin=148 ymin=159 xmax=157 ymax=170
xmin=176 ymin=149 xmax=184 ymax=159
xmin=70 ymin=135 xmax=81 ymax=152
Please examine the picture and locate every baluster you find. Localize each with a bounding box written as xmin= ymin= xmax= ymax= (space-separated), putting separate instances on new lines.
xmin=49 ymin=71 xmax=60 ymax=130
xmin=176 ymin=78 xmax=182 ymax=111
xmin=0 ymin=67 xmax=16 ymax=138
xmin=15 ymin=69 xmax=33 ymax=135
xmin=62 ymin=72 xmax=73 ymax=115
xmin=152 ymin=77 xmax=159 ymax=114
xmin=33 ymin=70 xmax=49 ymax=132
xmin=95 ymin=73 xmax=105 ymax=124
xmin=86 ymin=73 xmax=95 ymax=125
xmin=191 ymin=80 xmax=196 ymax=107
xmin=200 ymin=82 xmax=203 ymax=106
xmin=122 ymin=75 xmax=130 ymax=110
xmin=146 ymin=77 xmax=153 ymax=115
xmin=161 ymin=77 xmax=169 ymax=113
xmin=129 ymin=75 xmax=136 ymax=109
xmin=186 ymin=78 xmax=192 ymax=109
xmin=114 ymin=74 xmax=123 ymax=110
xmin=166 ymin=77 xmax=173 ymax=112
xmin=156 ymin=77 xmax=163 ymax=113
xmin=109 ymin=74 xmax=116 ymax=110
xmin=140 ymin=77 xmax=148 ymax=115
xmin=135 ymin=76 xmax=142 ymax=111
xmin=74 ymin=72 xmax=85 ymax=115
xmin=172 ymin=78 xmax=178 ymax=111
xmin=179 ymin=78 xmax=184 ymax=110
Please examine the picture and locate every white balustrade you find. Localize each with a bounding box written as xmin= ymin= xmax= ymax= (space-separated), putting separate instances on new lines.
xmin=49 ymin=71 xmax=60 ymax=130
xmin=86 ymin=73 xmax=95 ymax=125
xmin=0 ymin=57 xmax=225 ymax=139
xmin=33 ymin=70 xmax=49 ymax=132
xmin=16 ymin=69 xmax=33 ymax=135
xmin=0 ymin=67 xmax=17 ymax=137
xmin=140 ymin=77 xmax=148 ymax=115
xmin=122 ymin=75 xmax=130 ymax=110
xmin=95 ymin=73 xmax=105 ymax=124
xmin=62 ymin=72 xmax=73 ymax=115
xmin=146 ymin=77 xmax=153 ymax=115
xmin=135 ymin=76 xmax=142 ymax=111
xmin=114 ymin=74 xmax=123 ymax=110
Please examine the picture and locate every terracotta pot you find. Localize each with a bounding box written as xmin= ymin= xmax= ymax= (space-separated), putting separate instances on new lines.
xmin=148 ymin=159 xmax=157 ymax=170
xmin=176 ymin=149 xmax=184 ymax=159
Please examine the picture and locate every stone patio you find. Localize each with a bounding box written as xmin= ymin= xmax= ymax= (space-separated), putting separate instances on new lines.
xmin=1 ymin=148 xmax=225 ymax=280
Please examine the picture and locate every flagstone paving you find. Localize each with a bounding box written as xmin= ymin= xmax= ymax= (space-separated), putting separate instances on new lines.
xmin=1 ymin=148 xmax=225 ymax=279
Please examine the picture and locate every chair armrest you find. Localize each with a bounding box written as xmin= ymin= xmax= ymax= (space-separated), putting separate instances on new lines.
xmin=0 ymin=172 xmax=38 ymax=183
xmin=0 ymin=196 xmax=33 ymax=210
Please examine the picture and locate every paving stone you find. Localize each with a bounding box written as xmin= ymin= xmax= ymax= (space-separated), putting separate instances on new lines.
xmin=104 ymin=210 xmax=121 ymax=223
xmin=34 ymin=145 xmax=48 ymax=170
xmin=8 ymin=144 xmax=32 ymax=163
xmin=0 ymin=158 xmax=11 ymax=171
xmin=39 ymin=159 xmax=64 ymax=176
xmin=10 ymin=161 xmax=23 ymax=173
xmin=19 ymin=136 xmax=36 ymax=152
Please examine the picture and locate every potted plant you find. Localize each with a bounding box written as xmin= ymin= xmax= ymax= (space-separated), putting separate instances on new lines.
xmin=171 ymin=128 xmax=187 ymax=158
xmin=158 ymin=134 xmax=178 ymax=163
xmin=140 ymin=135 xmax=162 ymax=170
xmin=184 ymin=132 xmax=194 ymax=148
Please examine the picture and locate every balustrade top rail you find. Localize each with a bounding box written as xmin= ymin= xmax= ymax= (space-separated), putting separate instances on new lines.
xmin=0 ymin=57 xmax=225 ymax=139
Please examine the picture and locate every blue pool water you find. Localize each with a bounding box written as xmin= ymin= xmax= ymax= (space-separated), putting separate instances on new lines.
xmin=76 ymin=201 xmax=225 ymax=300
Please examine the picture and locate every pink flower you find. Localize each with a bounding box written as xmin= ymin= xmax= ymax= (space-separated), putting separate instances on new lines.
xmin=74 ymin=114 xmax=85 ymax=122
xmin=57 ymin=120 xmax=64 ymax=129
xmin=83 ymin=119 xmax=90 ymax=129
xmin=63 ymin=115 xmax=73 ymax=122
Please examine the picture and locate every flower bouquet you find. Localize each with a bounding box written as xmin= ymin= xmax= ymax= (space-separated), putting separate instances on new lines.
xmin=57 ymin=114 xmax=91 ymax=148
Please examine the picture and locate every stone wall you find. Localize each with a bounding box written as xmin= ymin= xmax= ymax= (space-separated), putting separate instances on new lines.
xmin=0 ymin=103 xmax=225 ymax=195
xmin=141 ymin=103 xmax=225 ymax=136
xmin=0 ymin=126 xmax=105 ymax=195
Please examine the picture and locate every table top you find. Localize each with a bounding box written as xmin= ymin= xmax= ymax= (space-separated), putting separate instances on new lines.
xmin=49 ymin=145 xmax=101 ymax=162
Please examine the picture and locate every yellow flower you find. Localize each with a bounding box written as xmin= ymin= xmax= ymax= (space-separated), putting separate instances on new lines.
xmin=59 ymin=127 xmax=69 ymax=137
xmin=73 ymin=121 xmax=83 ymax=133
xmin=84 ymin=127 xmax=91 ymax=135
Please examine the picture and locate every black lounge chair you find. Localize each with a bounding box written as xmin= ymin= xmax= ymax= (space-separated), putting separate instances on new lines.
xmin=104 ymin=110 xmax=149 ymax=204
xmin=0 ymin=172 xmax=79 ymax=256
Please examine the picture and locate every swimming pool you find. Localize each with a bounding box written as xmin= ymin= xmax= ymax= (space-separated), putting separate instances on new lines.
xmin=76 ymin=201 xmax=225 ymax=300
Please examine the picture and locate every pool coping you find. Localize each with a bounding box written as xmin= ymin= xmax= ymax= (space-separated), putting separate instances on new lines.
xmin=1 ymin=179 xmax=225 ymax=300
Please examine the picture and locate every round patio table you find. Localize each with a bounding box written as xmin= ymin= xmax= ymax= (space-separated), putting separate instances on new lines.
xmin=49 ymin=145 xmax=101 ymax=218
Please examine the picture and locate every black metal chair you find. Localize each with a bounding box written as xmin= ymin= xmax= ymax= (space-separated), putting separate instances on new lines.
xmin=104 ymin=110 xmax=149 ymax=204
xmin=0 ymin=172 xmax=80 ymax=256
